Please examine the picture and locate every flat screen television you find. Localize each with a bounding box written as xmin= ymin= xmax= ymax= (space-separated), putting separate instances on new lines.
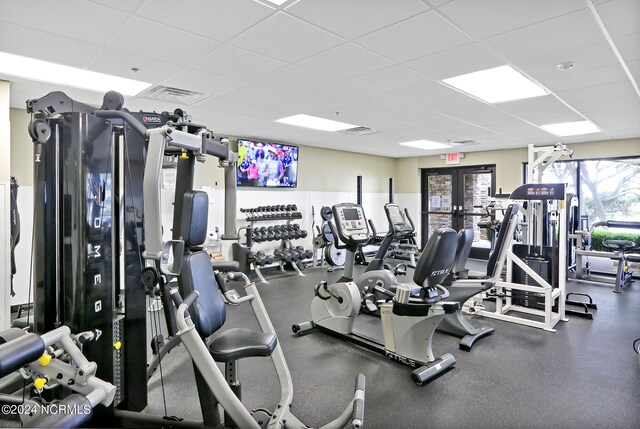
xmin=236 ymin=139 xmax=298 ymax=188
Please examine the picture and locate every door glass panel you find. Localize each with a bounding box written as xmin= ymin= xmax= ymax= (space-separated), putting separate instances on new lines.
xmin=427 ymin=174 xmax=453 ymax=237
xmin=462 ymin=172 xmax=492 ymax=248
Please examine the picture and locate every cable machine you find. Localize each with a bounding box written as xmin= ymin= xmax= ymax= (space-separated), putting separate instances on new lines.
xmin=24 ymin=90 xmax=238 ymax=423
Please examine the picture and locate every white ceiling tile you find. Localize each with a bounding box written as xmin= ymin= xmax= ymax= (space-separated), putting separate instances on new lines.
xmin=6 ymin=77 xmax=69 ymax=100
xmin=627 ymin=59 xmax=640 ymax=83
xmin=90 ymin=0 xmax=144 ymax=12
xmin=347 ymin=65 xmax=428 ymax=94
xmin=160 ymin=69 xmax=245 ymax=99
xmin=355 ymin=11 xmax=472 ymax=62
xmin=443 ymin=105 xmax=521 ymax=127
xmin=0 ymin=1 xmax=128 ymax=45
xmin=406 ymin=43 xmax=503 ymax=80
xmin=286 ymin=0 xmax=429 ymax=40
xmin=109 ymin=17 xmax=221 ymax=65
xmin=425 ymin=0 xmax=456 ymax=7
xmin=240 ymin=95 xmax=336 ymax=121
xmin=255 ymin=66 xmax=335 ymax=92
xmin=614 ymin=32 xmax=640 ymax=62
xmin=582 ymin=104 xmax=640 ymax=127
xmin=191 ymin=95 xmax=257 ymax=115
xmin=538 ymin=63 xmax=629 ymax=93
xmin=136 ymin=0 xmax=272 ymax=42
xmin=439 ymin=0 xmax=585 ymax=40
xmin=0 ymin=21 xmax=100 ymax=68
xmin=229 ymin=12 xmax=344 ymax=63
xmin=220 ymin=83 xmax=291 ymax=104
xmin=595 ymin=0 xmax=640 ymax=38
xmin=303 ymin=82 xmax=408 ymax=113
xmin=515 ymin=42 xmax=620 ymax=80
xmin=386 ymin=80 xmax=468 ymax=105
xmin=508 ymin=105 xmax=584 ymax=126
xmin=62 ymin=87 xmax=116 ymax=107
xmin=484 ymin=9 xmax=605 ymax=62
xmin=296 ymin=43 xmax=393 ymax=80
xmin=89 ymin=49 xmax=183 ymax=84
xmin=573 ymin=95 xmax=640 ymax=116
xmin=556 ymin=80 xmax=637 ymax=104
xmin=491 ymin=95 xmax=567 ymax=115
xmin=192 ymin=45 xmax=286 ymax=80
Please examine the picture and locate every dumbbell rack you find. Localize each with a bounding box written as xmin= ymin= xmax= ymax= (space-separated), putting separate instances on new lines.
xmin=235 ymin=205 xmax=312 ymax=284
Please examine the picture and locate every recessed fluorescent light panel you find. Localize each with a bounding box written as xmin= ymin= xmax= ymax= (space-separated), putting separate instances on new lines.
xmin=442 ymin=65 xmax=548 ymax=103
xmin=399 ymin=140 xmax=451 ymax=150
xmin=540 ymin=120 xmax=601 ymax=136
xmin=0 ymin=51 xmax=151 ymax=96
xmin=275 ymin=114 xmax=357 ymax=132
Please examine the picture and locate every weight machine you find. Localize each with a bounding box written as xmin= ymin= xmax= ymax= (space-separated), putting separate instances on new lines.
xmin=571 ymin=221 xmax=640 ymax=293
xmin=23 ymin=90 xmax=238 ymax=426
xmin=472 ymin=144 xmax=578 ymax=331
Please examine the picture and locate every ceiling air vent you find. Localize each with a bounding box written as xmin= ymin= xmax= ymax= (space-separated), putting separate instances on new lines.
xmin=338 ymin=126 xmax=380 ymax=135
xmin=141 ymin=85 xmax=205 ymax=105
xmin=450 ymin=139 xmax=480 ymax=146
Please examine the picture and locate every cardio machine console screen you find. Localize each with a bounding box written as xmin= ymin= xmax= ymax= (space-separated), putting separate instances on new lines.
xmin=334 ymin=204 xmax=370 ymax=243
xmin=385 ymin=204 xmax=413 ymax=234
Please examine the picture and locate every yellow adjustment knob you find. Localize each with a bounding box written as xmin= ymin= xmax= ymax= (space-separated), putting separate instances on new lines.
xmin=180 ymin=152 xmax=189 ymax=159
xmin=113 ymin=341 xmax=122 ymax=350
xmin=39 ymin=353 xmax=52 ymax=366
xmin=34 ymin=378 xmax=47 ymax=390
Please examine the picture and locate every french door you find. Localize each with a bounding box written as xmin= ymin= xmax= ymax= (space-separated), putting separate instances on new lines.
xmin=421 ymin=165 xmax=496 ymax=260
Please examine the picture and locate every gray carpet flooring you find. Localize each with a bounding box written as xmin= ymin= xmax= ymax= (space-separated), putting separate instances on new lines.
xmin=141 ymin=262 xmax=640 ymax=429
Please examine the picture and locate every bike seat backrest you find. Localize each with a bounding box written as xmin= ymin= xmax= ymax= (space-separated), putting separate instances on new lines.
xmin=453 ymin=228 xmax=473 ymax=273
xmin=178 ymin=191 xmax=226 ymax=338
xmin=413 ymin=228 xmax=457 ymax=289
xmin=603 ymin=239 xmax=636 ymax=251
xmin=487 ymin=204 xmax=517 ymax=278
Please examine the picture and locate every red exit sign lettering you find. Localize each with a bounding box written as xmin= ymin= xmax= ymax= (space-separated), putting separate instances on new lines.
xmin=445 ymin=153 xmax=460 ymax=165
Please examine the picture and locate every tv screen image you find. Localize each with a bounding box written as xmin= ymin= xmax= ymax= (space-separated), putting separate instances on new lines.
xmin=237 ymin=139 xmax=298 ymax=188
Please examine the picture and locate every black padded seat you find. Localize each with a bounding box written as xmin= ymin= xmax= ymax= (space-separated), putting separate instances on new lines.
xmin=208 ymin=328 xmax=277 ymax=362
xmin=211 ymin=261 xmax=240 ymax=272
xmin=603 ymin=239 xmax=636 ymax=251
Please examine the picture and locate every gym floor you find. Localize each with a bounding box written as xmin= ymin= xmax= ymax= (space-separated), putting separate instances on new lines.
xmin=142 ymin=261 xmax=640 ymax=429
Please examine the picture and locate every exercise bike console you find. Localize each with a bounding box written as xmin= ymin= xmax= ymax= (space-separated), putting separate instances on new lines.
xmin=333 ymin=203 xmax=371 ymax=244
xmin=385 ymin=204 xmax=414 ymax=237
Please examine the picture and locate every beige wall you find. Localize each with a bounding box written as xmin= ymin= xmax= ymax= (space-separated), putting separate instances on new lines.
xmin=395 ymin=138 xmax=640 ymax=194
xmin=10 ymin=108 xmax=32 ymax=184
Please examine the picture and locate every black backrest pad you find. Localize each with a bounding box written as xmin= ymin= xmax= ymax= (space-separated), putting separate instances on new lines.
xmin=453 ymin=228 xmax=473 ymax=273
xmin=180 ymin=191 xmax=209 ymax=247
xmin=179 ymin=251 xmax=226 ymax=337
xmin=413 ymin=228 xmax=458 ymax=288
xmin=486 ymin=204 xmax=517 ymax=277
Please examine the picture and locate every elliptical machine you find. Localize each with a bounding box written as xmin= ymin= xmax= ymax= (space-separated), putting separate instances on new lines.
xmin=293 ymin=202 xmax=460 ymax=385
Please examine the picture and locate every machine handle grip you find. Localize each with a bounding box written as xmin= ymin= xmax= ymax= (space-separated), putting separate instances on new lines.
xmin=404 ymin=208 xmax=416 ymax=231
xmin=351 ymin=374 xmax=365 ymax=429
xmin=606 ymin=221 xmax=640 ymax=230
xmin=182 ymin=291 xmax=200 ymax=310
xmin=214 ymin=272 xmax=230 ymax=295
xmin=368 ymin=219 xmax=378 ymax=237
xmin=328 ymin=221 xmax=346 ymax=249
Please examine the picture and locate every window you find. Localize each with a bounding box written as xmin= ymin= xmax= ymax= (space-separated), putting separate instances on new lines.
xmin=579 ymin=159 xmax=640 ymax=224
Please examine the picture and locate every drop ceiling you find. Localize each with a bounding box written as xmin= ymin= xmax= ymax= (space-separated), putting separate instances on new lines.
xmin=1 ymin=0 xmax=638 ymax=158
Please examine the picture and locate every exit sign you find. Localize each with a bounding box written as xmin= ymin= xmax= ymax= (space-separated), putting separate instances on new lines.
xmin=445 ymin=153 xmax=460 ymax=165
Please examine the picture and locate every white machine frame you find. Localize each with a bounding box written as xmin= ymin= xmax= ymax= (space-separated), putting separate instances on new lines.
xmin=473 ymin=144 xmax=572 ymax=332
